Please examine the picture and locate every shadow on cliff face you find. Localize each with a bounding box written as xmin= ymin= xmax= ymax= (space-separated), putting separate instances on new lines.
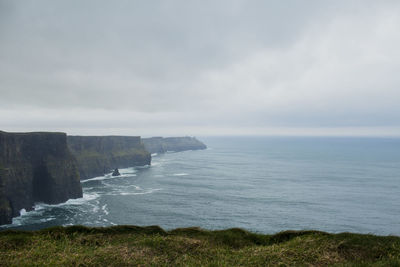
xmin=32 ymin=164 xmax=53 ymax=204
xmin=0 ymin=131 xmax=83 ymax=225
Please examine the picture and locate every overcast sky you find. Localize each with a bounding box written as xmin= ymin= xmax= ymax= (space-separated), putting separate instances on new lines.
xmin=1 ymin=0 xmax=400 ymax=136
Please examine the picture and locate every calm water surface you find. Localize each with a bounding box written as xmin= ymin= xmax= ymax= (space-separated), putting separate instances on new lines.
xmin=2 ymin=137 xmax=400 ymax=235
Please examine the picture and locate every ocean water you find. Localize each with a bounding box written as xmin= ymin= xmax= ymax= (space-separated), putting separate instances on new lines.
xmin=2 ymin=137 xmax=400 ymax=235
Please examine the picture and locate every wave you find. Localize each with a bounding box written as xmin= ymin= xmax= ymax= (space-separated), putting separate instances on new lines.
xmin=172 ymin=173 xmax=189 ymax=176
xmin=34 ymin=192 xmax=100 ymax=209
xmin=102 ymin=204 xmax=109 ymax=215
xmin=134 ymin=164 xmax=151 ymax=169
xmin=100 ymin=182 xmax=141 ymax=191
xmin=117 ymin=188 xmax=162 ymax=196
xmin=0 ymin=191 xmax=100 ymax=228
xmin=39 ymin=217 xmax=56 ymax=223
xmin=9 ymin=214 xmax=56 ymax=227
xmin=1 ymin=160 xmax=162 ymax=229
xmin=19 ymin=208 xmax=28 ymax=216
xmin=119 ymin=167 xmax=138 ymax=175
xmin=81 ymin=167 xmax=139 ymax=184
xmin=81 ymin=173 xmax=136 ymax=183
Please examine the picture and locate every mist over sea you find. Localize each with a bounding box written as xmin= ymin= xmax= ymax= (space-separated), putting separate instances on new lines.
xmin=2 ymin=137 xmax=400 ymax=235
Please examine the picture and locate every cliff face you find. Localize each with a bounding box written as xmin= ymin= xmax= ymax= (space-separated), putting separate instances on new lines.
xmin=67 ymin=136 xmax=151 ymax=180
xmin=142 ymin=137 xmax=207 ymax=154
xmin=0 ymin=131 xmax=82 ymax=225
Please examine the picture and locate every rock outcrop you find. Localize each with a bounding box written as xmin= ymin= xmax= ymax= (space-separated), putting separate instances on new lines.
xmin=0 ymin=131 xmax=82 ymax=225
xmin=142 ymin=136 xmax=207 ymax=154
xmin=0 ymin=133 xmax=205 ymax=225
xmin=112 ymin=168 xmax=120 ymax=177
xmin=67 ymin=136 xmax=151 ymax=180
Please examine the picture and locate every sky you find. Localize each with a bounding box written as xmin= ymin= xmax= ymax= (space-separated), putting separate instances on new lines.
xmin=1 ymin=0 xmax=400 ymax=137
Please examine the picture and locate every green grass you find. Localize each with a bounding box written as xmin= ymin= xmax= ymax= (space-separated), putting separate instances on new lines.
xmin=111 ymin=148 xmax=149 ymax=158
xmin=1 ymin=225 xmax=399 ymax=266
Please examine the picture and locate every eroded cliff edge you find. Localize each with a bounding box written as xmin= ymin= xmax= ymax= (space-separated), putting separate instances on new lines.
xmin=0 ymin=131 xmax=82 ymax=225
xmin=142 ymin=136 xmax=207 ymax=154
xmin=0 ymin=134 xmax=205 ymax=225
xmin=67 ymin=136 xmax=151 ymax=180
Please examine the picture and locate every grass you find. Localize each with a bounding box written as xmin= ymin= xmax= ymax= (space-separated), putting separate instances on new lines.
xmin=0 ymin=225 xmax=399 ymax=266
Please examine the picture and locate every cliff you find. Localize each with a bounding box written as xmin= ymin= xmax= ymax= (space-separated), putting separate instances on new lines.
xmin=0 ymin=131 xmax=82 ymax=225
xmin=142 ymin=136 xmax=207 ymax=154
xmin=67 ymin=136 xmax=151 ymax=180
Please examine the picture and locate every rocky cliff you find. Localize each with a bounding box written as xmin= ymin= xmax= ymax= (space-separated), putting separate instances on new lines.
xmin=142 ymin=136 xmax=207 ymax=154
xmin=0 ymin=131 xmax=82 ymax=225
xmin=67 ymin=136 xmax=151 ymax=180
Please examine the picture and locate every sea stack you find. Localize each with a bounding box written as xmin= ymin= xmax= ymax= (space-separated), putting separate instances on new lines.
xmin=67 ymin=135 xmax=151 ymax=180
xmin=112 ymin=168 xmax=120 ymax=176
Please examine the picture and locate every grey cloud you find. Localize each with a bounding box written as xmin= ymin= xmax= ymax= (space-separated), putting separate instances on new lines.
xmin=1 ymin=0 xmax=400 ymax=135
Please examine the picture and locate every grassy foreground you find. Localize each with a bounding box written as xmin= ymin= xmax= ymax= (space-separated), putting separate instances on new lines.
xmin=1 ymin=226 xmax=399 ymax=266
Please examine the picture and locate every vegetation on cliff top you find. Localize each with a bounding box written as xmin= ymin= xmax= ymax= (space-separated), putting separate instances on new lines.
xmin=1 ymin=226 xmax=399 ymax=266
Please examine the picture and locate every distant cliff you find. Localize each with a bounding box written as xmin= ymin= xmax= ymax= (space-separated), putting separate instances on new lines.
xmin=142 ymin=137 xmax=207 ymax=154
xmin=0 ymin=131 xmax=82 ymax=225
xmin=0 ymin=134 xmax=205 ymax=224
xmin=67 ymin=136 xmax=151 ymax=180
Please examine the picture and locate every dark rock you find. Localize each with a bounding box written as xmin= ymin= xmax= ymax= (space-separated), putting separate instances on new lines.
xmin=0 ymin=131 xmax=82 ymax=225
xmin=142 ymin=136 xmax=207 ymax=154
xmin=112 ymin=168 xmax=120 ymax=176
xmin=67 ymin=136 xmax=151 ymax=180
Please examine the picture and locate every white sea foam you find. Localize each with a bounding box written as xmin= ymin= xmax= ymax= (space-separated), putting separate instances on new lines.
xmin=101 ymin=183 xmax=141 ymax=191
xmin=0 ymin=192 xmax=101 ymax=228
xmin=119 ymin=188 xmax=161 ymax=195
xmin=3 ymin=208 xmax=41 ymax=228
xmin=135 ymin=164 xmax=151 ymax=169
xmin=19 ymin=208 xmax=27 ymax=216
xmin=33 ymin=192 xmax=100 ymax=210
xmin=39 ymin=217 xmax=55 ymax=223
xmin=80 ymin=167 xmax=138 ymax=183
xmin=81 ymin=173 xmax=136 ymax=183
xmin=172 ymin=173 xmax=189 ymax=176
xmin=151 ymin=153 xmax=158 ymax=156
xmin=101 ymin=204 xmax=109 ymax=215
xmin=83 ymin=187 xmax=95 ymax=191
xmin=119 ymin=167 xmax=138 ymax=175
xmin=81 ymin=175 xmax=110 ymax=183
xmin=92 ymin=205 xmax=99 ymax=213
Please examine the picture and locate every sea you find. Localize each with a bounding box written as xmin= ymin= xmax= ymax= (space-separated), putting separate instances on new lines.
xmin=2 ymin=136 xmax=400 ymax=235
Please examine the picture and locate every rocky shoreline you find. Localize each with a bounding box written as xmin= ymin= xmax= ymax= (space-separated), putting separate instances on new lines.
xmin=0 ymin=131 xmax=206 ymax=225
xmin=67 ymin=135 xmax=151 ymax=180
